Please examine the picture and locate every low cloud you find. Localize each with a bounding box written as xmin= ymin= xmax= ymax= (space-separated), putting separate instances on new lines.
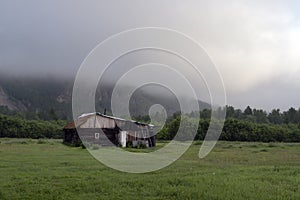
xmin=0 ymin=0 xmax=299 ymax=110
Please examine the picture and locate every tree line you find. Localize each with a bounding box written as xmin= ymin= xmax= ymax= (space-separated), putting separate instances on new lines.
xmin=1 ymin=105 xmax=300 ymax=142
xmin=157 ymin=117 xmax=300 ymax=142
xmin=0 ymin=114 xmax=65 ymax=139
xmin=156 ymin=106 xmax=300 ymax=142
xmin=225 ymin=106 xmax=300 ymax=124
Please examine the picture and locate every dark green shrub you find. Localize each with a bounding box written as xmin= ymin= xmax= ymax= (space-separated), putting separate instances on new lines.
xmin=137 ymin=142 xmax=147 ymax=149
xmin=194 ymin=141 xmax=202 ymax=145
xmin=37 ymin=139 xmax=47 ymax=144
xmin=126 ymin=141 xmax=133 ymax=148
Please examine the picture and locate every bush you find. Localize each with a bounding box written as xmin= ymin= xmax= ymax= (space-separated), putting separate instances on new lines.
xmin=194 ymin=141 xmax=202 ymax=145
xmin=37 ymin=139 xmax=47 ymax=144
xmin=137 ymin=142 xmax=147 ymax=149
xmin=81 ymin=143 xmax=87 ymax=149
xmin=0 ymin=113 xmax=65 ymax=139
xmin=91 ymin=144 xmax=100 ymax=150
xmin=126 ymin=141 xmax=133 ymax=148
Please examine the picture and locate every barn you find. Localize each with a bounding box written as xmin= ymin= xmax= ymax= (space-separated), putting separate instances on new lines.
xmin=63 ymin=113 xmax=156 ymax=148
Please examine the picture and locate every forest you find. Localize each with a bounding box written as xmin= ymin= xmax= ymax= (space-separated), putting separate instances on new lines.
xmin=0 ymin=113 xmax=65 ymax=139
xmin=1 ymin=105 xmax=300 ymax=142
xmin=137 ymin=106 xmax=300 ymax=142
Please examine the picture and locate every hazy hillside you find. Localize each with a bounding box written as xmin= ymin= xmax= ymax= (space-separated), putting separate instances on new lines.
xmin=0 ymin=76 xmax=210 ymax=120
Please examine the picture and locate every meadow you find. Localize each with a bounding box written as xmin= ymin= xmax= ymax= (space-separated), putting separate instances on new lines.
xmin=0 ymin=139 xmax=300 ymax=199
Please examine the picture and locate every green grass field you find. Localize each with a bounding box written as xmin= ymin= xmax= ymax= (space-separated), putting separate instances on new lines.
xmin=0 ymin=139 xmax=300 ymax=200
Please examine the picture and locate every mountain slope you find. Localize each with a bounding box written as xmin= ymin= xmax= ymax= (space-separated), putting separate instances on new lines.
xmin=0 ymin=76 xmax=210 ymax=120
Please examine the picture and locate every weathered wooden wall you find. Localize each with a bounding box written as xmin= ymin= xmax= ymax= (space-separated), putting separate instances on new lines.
xmin=63 ymin=113 xmax=156 ymax=147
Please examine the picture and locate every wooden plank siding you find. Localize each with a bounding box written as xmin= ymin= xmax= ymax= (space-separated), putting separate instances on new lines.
xmin=63 ymin=113 xmax=156 ymax=147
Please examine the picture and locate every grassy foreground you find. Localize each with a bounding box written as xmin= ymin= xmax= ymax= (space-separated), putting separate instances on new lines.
xmin=0 ymin=139 xmax=300 ymax=199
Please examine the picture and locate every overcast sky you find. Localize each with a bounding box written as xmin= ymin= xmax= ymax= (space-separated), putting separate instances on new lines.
xmin=0 ymin=0 xmax=299 ymax=111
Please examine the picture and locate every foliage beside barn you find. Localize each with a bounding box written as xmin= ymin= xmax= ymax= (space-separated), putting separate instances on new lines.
xmin=0 ymin=114 xmax=65 ymax=138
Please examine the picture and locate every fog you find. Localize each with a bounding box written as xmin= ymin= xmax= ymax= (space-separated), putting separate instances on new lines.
xmin=0 ymin=0 xmax=299 ymax=110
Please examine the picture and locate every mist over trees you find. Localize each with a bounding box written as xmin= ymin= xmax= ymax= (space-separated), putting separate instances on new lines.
xmin=225 ymin=105 xmax=300 ymax=125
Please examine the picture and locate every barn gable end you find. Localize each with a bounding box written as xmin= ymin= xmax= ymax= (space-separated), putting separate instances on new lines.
xmin=63 ymin=113 xmax=156 ymax=148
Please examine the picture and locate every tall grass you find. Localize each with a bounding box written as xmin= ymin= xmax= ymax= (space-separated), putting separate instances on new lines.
xmin=0 ymin=139 xmax=299 ymax=199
